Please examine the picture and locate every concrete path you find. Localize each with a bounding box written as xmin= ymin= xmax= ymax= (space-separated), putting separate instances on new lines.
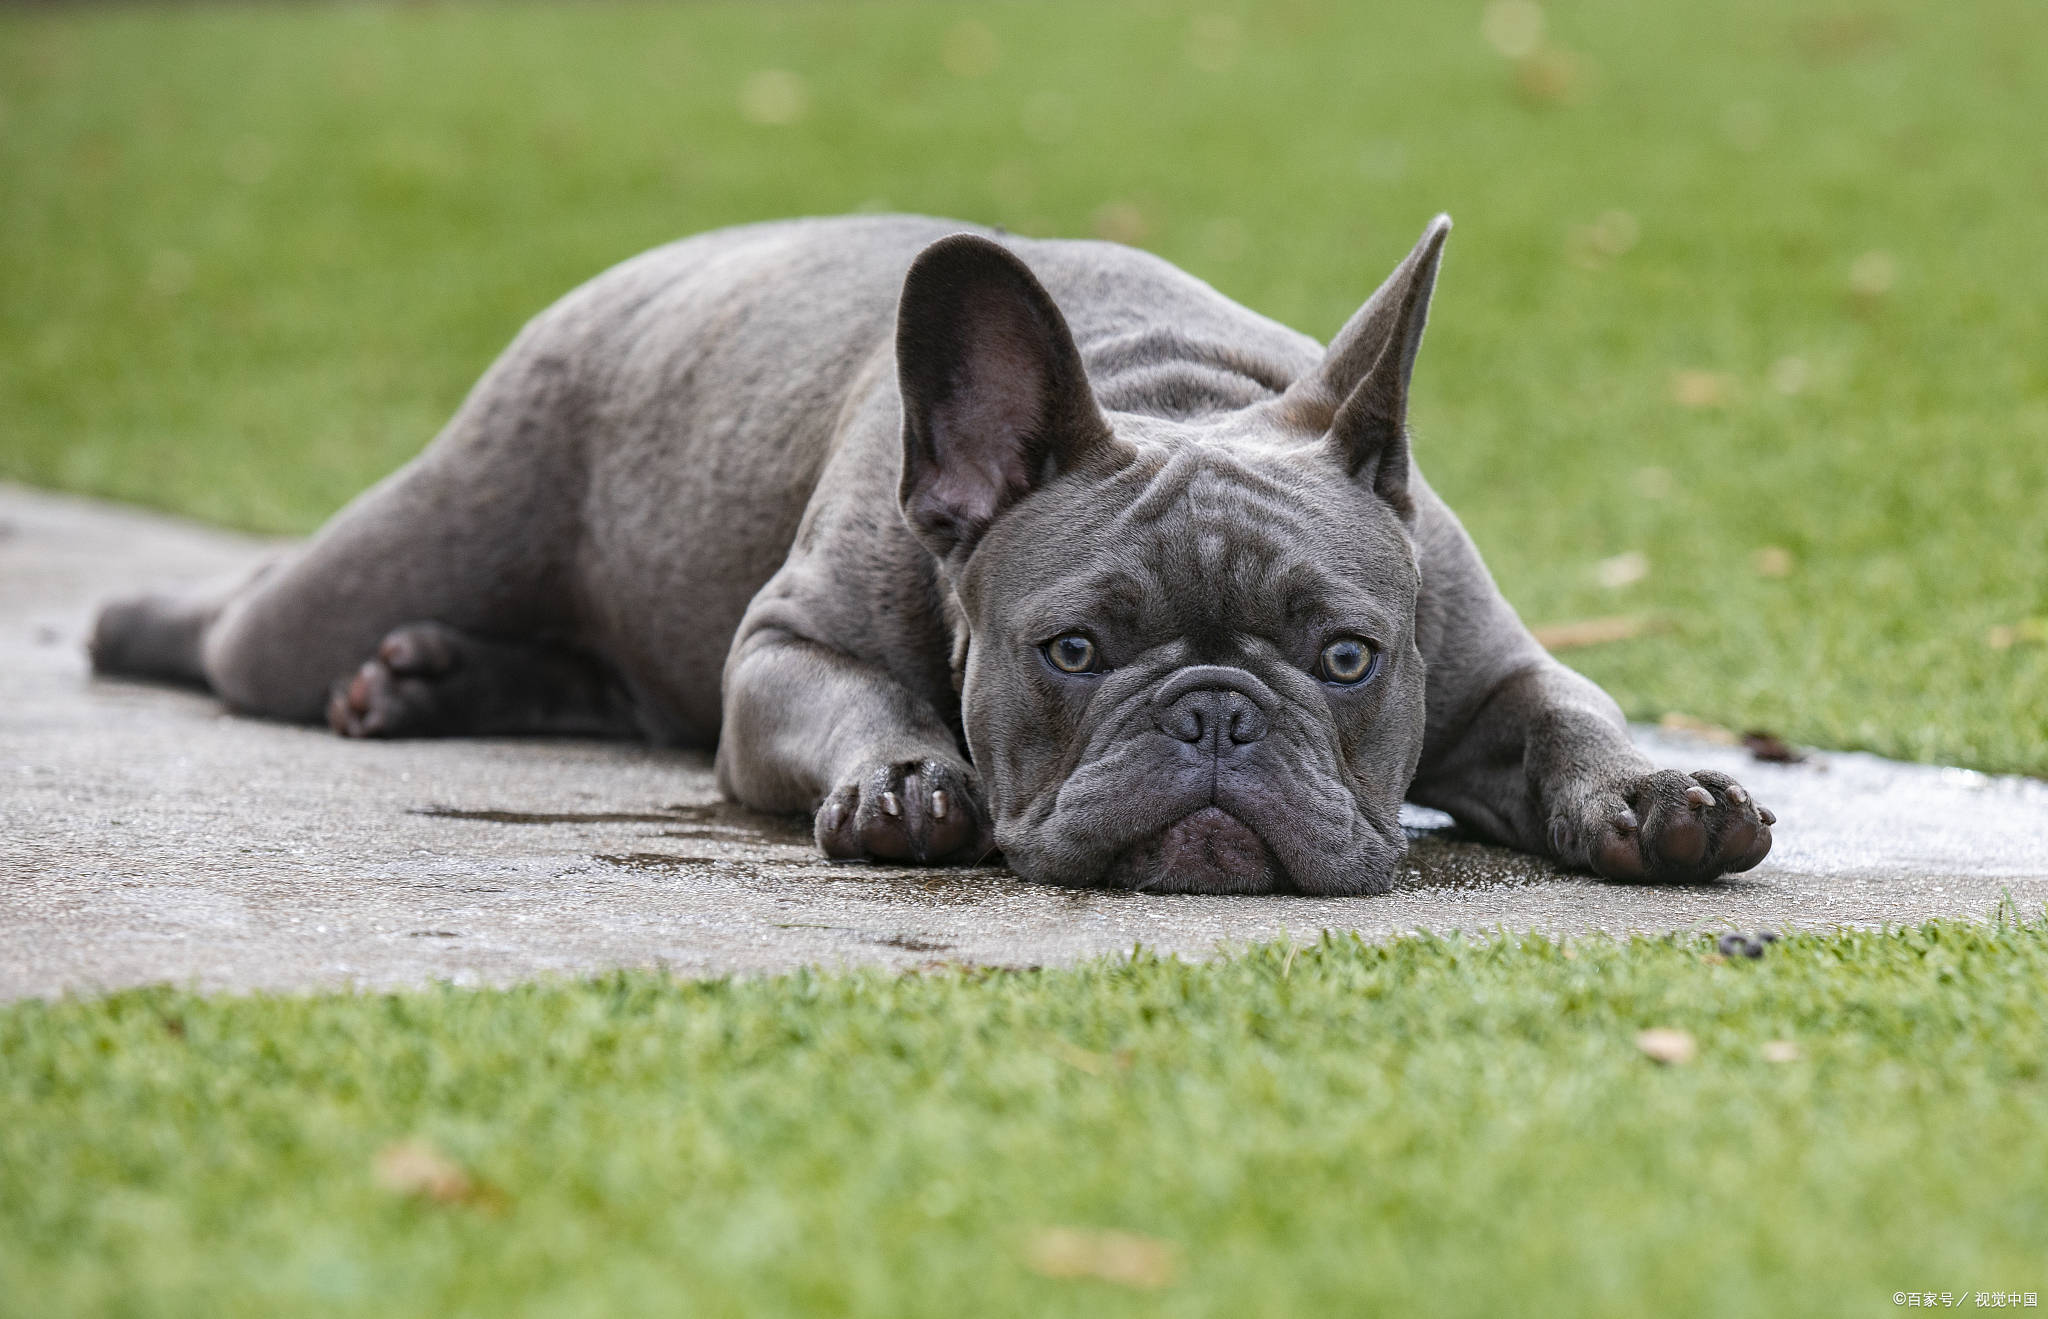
xmin=4 ymin=483 xmax=2046 ymax=999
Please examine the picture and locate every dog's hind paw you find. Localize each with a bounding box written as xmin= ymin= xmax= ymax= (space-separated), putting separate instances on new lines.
xmin=326 ymin=622 xmax=462 ymax=738
xmin=1556 ymin=768 xmax=1774 ymax=883
xmin=814 ymin=757 xmax=995 ymax=865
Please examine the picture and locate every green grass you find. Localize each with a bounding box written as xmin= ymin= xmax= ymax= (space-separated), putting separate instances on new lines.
xmin=2 ymin=0 xmax=2046 ymax=772
xmin=4 ymin=922 xmax=2046 ymax=1317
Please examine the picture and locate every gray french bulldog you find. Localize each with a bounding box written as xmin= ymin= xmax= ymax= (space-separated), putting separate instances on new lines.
xmin=91 ymin=213 xmax=1774 ymax=893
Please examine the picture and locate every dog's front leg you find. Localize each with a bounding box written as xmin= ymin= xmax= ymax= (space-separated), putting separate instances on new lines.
xmin=716 ymin=627 xmax=996 ymax=865
xmin=1410 ymin=659 xmax=1774 ymax=882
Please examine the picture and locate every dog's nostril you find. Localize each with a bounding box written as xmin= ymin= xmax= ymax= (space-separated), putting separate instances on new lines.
xmin=1157 ymin=690 xmax=1266 ymax=747
xmin=1156 ymin=694 xmax=1205 ymax=744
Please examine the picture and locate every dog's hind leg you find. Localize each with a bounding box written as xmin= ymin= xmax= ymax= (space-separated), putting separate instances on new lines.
xmin=90 ymin=561 xmax=278 ymax=689
xmin=92 ymin=329 xmax=594 ymax=729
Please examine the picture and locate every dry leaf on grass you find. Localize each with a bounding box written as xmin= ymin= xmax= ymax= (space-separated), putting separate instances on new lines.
xmin=1092 ymin=201 xmax=1150 ymax=245
xmin=1847 ymin=250 xmax=1896 ymax=299
xmin=1481 ymin=0 xmax=1543 ymax=58
xmin=1752 ymin=546 xmax=1795 ymax=577
xmin=374 ymin=1139 xmax=490 ymax=1207
xmin=1635 ymin=1027 xmax=1697 ymax=1065
xmin=1046 ymin=1037 xmax=1131 ymax=1076
xmin=1514 ymin=45 xmax=1595 ymax=106
xmin=1594 ymin=551 xmax=1650 ymax=589
xmin=736 ymin=70 xmax=809 ymax=127
xmin=1532 ymin=615 xmax=1646 ymax=651
xmin=939 ymin=19 xmax=1000 ymax=78
xmin=1987 ymin=619 xmax=2048 ymax=650
xmin=1671 ymin=370 xmax=1733 ymax=408
xmin=1026 ymin=1227 xmax=1180 ymax=1289
xmin=1658 ymin=712 xmax=1740 ymax=746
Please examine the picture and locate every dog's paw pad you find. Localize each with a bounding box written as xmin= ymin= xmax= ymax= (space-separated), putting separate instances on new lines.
xmin=376 ymin=622 xmax=462 ymax=677
xmin=1571 ymin=768 xmax=1773 ymax=883
xmin=815 ymin=759 xmax=992 ymax=865
xmin=326 ymin=624 xmax=462 ymax=738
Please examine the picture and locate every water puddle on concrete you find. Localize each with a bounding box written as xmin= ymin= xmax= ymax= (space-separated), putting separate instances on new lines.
xmin=867 ymin=869 xmax=1024 ymax=906
xmin=771 ymin=922 xmax=956 ymax=953
xmin=1396 ymin=834 xmax=1553 ymax=893
xmin=657 ymin=801 xmax=814 ymax=844
xmin=415 ymin=799 xmax=816 ymax=844
xmin=590 ymin=848 xmax=1015 ymax=894
xmin=415 ymin=806 xmax=692 ymax=826
xmin=593 ymin=851 xmax=793 ymax=874
xmin=432 ymin=797 xmax=1562 ymax=898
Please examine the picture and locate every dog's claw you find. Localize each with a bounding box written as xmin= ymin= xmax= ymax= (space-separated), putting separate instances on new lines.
xmin=1726 ymin=784 xmax=1748 ymax=805
xmin=813 ymin=759 xmax=991 ymax=865
xmin=1759 ymin=806 xmax=1776 ymax=826
xmin=1613 ymin=807 xmax=1638 ymax=833
xmin=1685 ymin=785 xmax=1713 ymax=810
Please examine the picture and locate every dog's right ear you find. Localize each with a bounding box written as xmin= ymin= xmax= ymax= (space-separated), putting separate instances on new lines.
xmin=896 ymin=234 xmax=1116 ymax=563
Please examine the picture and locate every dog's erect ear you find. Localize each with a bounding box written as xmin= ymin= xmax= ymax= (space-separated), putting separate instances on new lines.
xmin=897 ymin=234 xmax=1115 ymax=561
xmin=1279 ymin=215 xmax=1451 ymax=518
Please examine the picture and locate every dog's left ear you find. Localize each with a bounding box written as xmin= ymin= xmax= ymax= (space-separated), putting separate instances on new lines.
xmin=896 ymin=234 xmax=1116 ymax=563
xmin=1279 ymin=215 xmax=1451 ymax=518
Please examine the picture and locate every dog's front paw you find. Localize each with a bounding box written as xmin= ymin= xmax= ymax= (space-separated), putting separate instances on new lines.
xmin=1555 ymin=769 xmax=1774 ymax=883
xmin=815 ymin=758 xmax=994 ymax=865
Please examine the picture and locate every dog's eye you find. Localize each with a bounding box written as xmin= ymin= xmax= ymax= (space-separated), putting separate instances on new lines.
xmin=1318 ymin=637 xmax=1379 ymax=685
xmin=1044 ymin=633 xmax=1101 ymax=675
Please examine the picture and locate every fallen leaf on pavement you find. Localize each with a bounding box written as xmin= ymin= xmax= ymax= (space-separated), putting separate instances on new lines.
xmin=1742 ymin=730 xmax=1807 ymax=763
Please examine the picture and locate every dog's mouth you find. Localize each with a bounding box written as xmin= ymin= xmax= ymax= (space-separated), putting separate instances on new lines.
xmin=1103 ymin=806 xmax=1286 ymax=894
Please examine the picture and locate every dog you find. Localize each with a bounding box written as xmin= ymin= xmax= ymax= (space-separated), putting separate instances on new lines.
xmin=91 ymin=214 xmax=1774 ymax=893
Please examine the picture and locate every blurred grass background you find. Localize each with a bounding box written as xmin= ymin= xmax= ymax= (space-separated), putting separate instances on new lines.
xmin=1 ymin=0 xmax=2044 ymax=771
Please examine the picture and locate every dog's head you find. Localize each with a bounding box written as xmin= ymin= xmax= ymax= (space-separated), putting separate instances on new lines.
xmin=895 ymin=218 xmax=1450 ymax=894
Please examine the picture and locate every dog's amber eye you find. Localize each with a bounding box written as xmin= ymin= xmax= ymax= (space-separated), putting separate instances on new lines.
xmin=1318 ymin=637 xmax=1378 ymax=685
xmin=1044 ymin=633 xmax=1100 ymax=674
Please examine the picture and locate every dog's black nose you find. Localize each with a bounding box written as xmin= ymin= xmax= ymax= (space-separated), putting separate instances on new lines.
xmin=1157 ymin=687 xmax=1269 ymax=749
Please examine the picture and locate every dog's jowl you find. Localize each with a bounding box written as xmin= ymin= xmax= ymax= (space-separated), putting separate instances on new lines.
xmin=91 ymin=215 xmax=1774 ymax=892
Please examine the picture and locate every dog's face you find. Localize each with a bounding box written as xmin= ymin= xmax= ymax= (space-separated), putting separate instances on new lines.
xmin=895 ymin=220 xmax=1450 ymax=894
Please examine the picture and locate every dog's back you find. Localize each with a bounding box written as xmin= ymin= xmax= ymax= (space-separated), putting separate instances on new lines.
xmin=92 ymin=215 xmax=1322 ymax=739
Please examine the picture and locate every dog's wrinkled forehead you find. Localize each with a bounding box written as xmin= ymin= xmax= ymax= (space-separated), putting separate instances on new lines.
xmin=969 ymin=428 xmax=1416 ymax=649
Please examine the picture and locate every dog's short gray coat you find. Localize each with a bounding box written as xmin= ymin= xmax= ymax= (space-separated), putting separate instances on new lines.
xmin=92 ymin=214 xmax=1773 ymax=893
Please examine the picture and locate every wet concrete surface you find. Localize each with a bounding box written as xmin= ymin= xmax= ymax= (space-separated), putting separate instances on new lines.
xmin=4 ymin=483 xmax=2046 ymax=999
